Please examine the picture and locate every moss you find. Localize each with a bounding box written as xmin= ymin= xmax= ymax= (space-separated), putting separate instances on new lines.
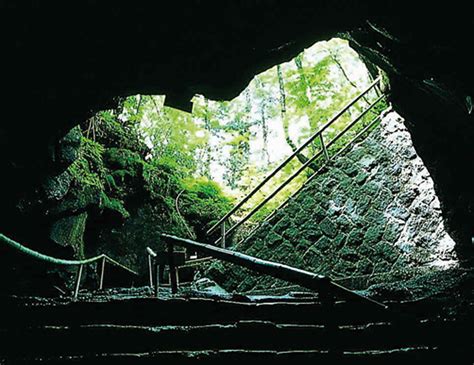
xmin=363 ymin=225 xmax=383 ymax=245
xmin=347 ymin=229 xmax=364 ymax=246
xmin=104 ymin=147 xmax=143 ymax=173
xmin=177 ymin=177 xmax=234 ymax=241
xmin=383 ymin=222 xmax=403 ymax=243
xmin=52 ymin=184 xmax=102 ymax=214
xmin=312 ymin=206 xmax=326 ymax=222
xmin=99 ymin=191 xmax=130 ymax=219
xmin=265 ymin=231 xmax=284 ymax=247
xmin=319 ymin=217 xmax=337 ymax=238
xmin=315 ymin=235 xmax=332 ymax=251
xmin=50 ymin=212 xmax=88 ymax=258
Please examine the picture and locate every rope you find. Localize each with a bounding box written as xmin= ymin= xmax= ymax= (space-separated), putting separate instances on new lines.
xmin=0 ymin=233 xmax=137 ymax=275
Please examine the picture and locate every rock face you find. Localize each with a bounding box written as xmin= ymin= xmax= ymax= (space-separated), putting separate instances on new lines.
xmin=205 ymin=111 xmax=458 ymax=292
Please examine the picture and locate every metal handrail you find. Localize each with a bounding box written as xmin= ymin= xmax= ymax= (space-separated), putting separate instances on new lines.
xmin=239 ymin=113 xmax=384 ymax=245
xmin=207 ymin=77 xmax=382 ymax=236
xmin=0 ymin=232 xmax=138 ymax=298
xmin=214 ymin=90 xmax=386 ymax=245
xmin=162 ymin=233 xmax=388 ymax=309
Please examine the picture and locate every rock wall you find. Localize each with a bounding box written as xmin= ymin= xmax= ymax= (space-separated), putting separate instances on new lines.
xmin=205 ymin=111 xmax=458 ymax=293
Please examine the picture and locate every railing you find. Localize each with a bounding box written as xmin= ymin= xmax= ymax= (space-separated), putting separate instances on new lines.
xmin=146 ymin=246 xmax=214 ymax=297
xmin=207 ymin=77 xmax=386 ymax=246
xmin=245 ymin=107 xmax=388 ymax=241
xmin=0 ymin=232 xmax=138 ymax=299
xmin=162 ymin=233 xmax=387 ymax=309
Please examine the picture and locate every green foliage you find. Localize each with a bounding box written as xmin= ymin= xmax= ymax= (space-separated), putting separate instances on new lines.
xmin=68 ymin=137 xmax=105 ymax=190
xmin=50 ymin=212 xmax=88 ymax=259
xmin=52 ymin=37 xmax=389 ymax=269
xmin=99 ymin=191 xmax=130 ymax=219
xmin=179 ymin=178 xmax=234 ymax=240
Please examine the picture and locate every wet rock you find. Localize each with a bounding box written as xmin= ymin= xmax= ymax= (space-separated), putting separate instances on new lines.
xmin=206 ymin=112 xmax=458 ymax=293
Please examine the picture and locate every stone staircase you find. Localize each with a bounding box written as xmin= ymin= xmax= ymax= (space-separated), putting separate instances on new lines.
xmin=1 ymin=289 xmax=471 ymax=364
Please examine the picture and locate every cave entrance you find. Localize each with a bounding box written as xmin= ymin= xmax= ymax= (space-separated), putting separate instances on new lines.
xmin=77 ymin=37 xmax=382 ymax=256
xmin=37 ymin=37 xmax=457 ymax=297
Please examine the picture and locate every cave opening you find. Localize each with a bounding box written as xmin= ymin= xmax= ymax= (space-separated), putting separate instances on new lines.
xmin=0 ymin=36 xmax=460 ymax=300
xmin=1 ymin=4 xmax=473 ymax=361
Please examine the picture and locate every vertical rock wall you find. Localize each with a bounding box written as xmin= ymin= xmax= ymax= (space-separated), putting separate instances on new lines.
xmin=205 ymin=111 xmax=458 ymax=292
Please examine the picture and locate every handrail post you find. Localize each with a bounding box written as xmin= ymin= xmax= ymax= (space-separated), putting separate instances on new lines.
xmin=99 ymin=256 xmax=106 ymax=290
xmin=167 ymin=242 xmax=178 ymax=294
xmin=148 ymin=253 xmax=154 ymax=289
xmin=73 ymin=264 xmax=84 ymax=299
xmin=221 ymin=221 xmax=226 ymax=248
xmin=205 ymin=77 xmax=381 ymax=237
xmin=320 ymin=134 xmax=330 ymax=162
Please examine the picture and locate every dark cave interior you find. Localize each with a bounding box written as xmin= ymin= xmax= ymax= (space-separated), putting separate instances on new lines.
xmin=0 ymin=2 xmax=473 ymax=363
xmin=1 ymin=2 xmax=474 ymax=259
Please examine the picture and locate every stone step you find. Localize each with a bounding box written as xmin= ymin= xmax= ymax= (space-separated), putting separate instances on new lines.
xmin=1 ymin=296 xmax=393 ymax=329
xmin=0 ymin=319 xmax=465 ymax=358
xmin=6 ymin=347 xmax=469 ymax=365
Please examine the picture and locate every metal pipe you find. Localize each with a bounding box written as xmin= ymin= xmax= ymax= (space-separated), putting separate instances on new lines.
xmin=73 ymin=264 xmax=84 ymax=299
xmin=148 ymin=254 xmax=154 ymax=288
xmin=320 ymin=134 xmax=330 ymax=161
xmin=99 ymin=256 xmax=106 ymax=290
xmin=331 ymin=115 xmax=381 ymax=161
xmin=216 ymin=96 xmax=386 ymax=243
xmin=221 ymin=221 xmax=226 ymax=248
xmin=163 ymin=234 xmax=388 ymax=309
xmin=207 ymin=77 xmax=381 ymax=235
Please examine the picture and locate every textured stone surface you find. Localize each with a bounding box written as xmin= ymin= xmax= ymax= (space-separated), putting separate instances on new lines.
xmin=204 ymin=111 xmax=458 ymax=292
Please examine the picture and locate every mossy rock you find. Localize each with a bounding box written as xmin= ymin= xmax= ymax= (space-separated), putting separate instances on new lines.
xmin=336 ymin=215 xmax=352 ymax=229
xmin=301 ymin=227 xmax=323 ymax=242
xmin=363 ymin=210 xmax=385 ymax=225
xmin=319 ymin=217 xmax=337 ymax=238
xmin=104 ymin=147 xmax=143 ymax=174
xmin=339 ymin=246 xmax=360 ymax=262
xmin=50 ymin=212 xmax=88 ymax=258
xmin=314 ymin=235 xmax=332 ymax=251
xmin=373 ymin=242 xmax=400 ymax=263
xmin=356 ymin=195 xmax=371 ymax=215
xmin=52 ymin=184 xmax=102 ymax=215
xmin=264 ymin=231 xmax=283 ymax=247
xmin=347 ymin=228 xmax=364 ymax=246
xmin=99 ymin=191 xmax=130 ymax=219
xmin=383 ymin=222 xmax=403 ymax=243
xmin=42 ymin=170 xmax=73 ymax=201
xmin=363 ymin=225 xmax=383 ymax=245
xmin=333 ymin=233 xmax=347 ymax=249
xmin=56 ymin=126 xmax=82 ymax=170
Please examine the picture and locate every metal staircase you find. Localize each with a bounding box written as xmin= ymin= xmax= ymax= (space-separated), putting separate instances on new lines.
xmin=206 ymin=77 xmax=387 ymax=247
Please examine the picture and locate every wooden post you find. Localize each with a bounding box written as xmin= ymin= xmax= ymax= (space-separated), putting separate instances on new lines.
xmin=148 ymin=254 xmax=154 ymax=288
xmin=320 ymin=134 xmax=330 ymax=162
xmin=167 ymin=242 xmax=178 ymax=294
xmin=99 ymin=256 xmax=106 ymax=290
xmin=73 ymin=264 xmax=84 ymax=299
xmin=221 ymin=221 xmax=226 ymax=248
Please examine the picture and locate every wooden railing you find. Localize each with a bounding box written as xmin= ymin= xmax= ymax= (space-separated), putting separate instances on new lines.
xmin=0 ymin=233 xmax=138 ymax=298
xmin=206 ymin=77 xmax=386 ymax=246
xmin=161 ymin=233 xmax=388 ymax=309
